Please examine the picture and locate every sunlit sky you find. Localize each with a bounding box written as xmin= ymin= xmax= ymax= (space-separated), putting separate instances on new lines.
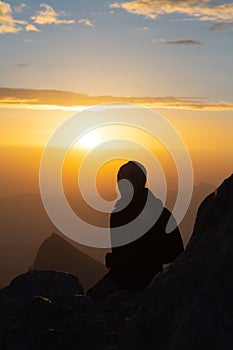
xmin=1 ymin=0 xmax=233 ymax=98
xmin=0 ymin=0 xmax=233 ymax=197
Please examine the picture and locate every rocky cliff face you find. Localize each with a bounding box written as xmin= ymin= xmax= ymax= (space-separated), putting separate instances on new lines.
xmin=0 ymin=174 xmax=232 ymax=350
xmin=120 ymin=174 xmax=233 ymax=350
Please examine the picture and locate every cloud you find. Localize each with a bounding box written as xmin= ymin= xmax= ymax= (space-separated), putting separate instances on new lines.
xmin=31 ymin=4 xmax=75 ymax=25
xmin=110 ymin=1 xmax=233 ymax=22
xmin=25 ymin=24 xmax=40 ymax=32
xmin=209 ymin=21 xmax=233 ymax=30
xmin=14 ymin=3 xmax=27 ymax=13
xmin=78 ymin=18 xmax=94 ymax=27
xmin=15 ymin=63 xmax=29 ymax=68
xmin=139 ymin=26 xmax=149 ymax=31
xmin=166 ymin=39 xmax=203 ymax=45
xmin=0 ymin=1 xmax=26 ymax=34
xmin=0 ymin=88 xmax=233 ymax=111
xmin=1 ymin=2 xmax=76 ymax=34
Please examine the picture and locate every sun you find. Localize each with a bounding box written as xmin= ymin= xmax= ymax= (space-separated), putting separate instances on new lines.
xmin=78 ymin=129 xmax=101 ymax=149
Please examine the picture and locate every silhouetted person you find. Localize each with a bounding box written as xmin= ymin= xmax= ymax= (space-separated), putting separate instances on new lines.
xmin=87 ymin=161 xmax=184 ymax=301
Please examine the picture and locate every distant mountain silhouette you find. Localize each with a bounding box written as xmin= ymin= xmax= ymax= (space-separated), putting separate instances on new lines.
xmin=0 ymin=193 xmax=108 ymax=287
xmin=32 ymin=233 xmax=107 ymax=290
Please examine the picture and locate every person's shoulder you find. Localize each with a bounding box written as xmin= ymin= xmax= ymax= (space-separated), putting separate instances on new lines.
xmin=162 ymin=206 xmax=172 ymax=217
xmin=147 ymin=190 xmax=172 ymax=222
xmin=147 ymin=189 xmax=164 ymax=209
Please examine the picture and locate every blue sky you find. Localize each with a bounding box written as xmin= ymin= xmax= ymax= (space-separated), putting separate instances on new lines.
xmin=0 ymin=0 xmax=233 ymax=100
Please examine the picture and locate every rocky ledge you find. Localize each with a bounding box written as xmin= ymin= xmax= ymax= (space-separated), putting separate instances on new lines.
xmin=0 ymin=174 xmax=232 ymax=350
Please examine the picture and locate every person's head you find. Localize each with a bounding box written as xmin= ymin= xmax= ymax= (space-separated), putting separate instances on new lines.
xmin=117 ymin=161 xmax=147 ymax=194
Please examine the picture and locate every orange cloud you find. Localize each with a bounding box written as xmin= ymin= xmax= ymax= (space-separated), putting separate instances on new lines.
xmin=0 ymin=1 xmax=26 ymax=34
xmin=110 ymin=1 xmax=233 ymax=22
xmin=31 ymin=3 xmax=75 ymax=25
xmin=78 ymin=18 xmax=94 ymax=27
xmin=25 ymin=24 xmax=40 ymax=32
xmin=0 ymin=2 xmax=76 ymax=34
xmin=0 ymin=88 xmax=233 ymax=111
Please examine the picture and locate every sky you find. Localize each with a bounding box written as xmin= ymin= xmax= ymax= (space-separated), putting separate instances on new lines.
xmin=0 ymin=0 xmax=233 ymax=98
xmin=0 ymin=0 xmax=233 ymax=198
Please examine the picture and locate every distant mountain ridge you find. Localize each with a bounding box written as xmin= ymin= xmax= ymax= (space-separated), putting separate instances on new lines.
xmin=32 ymin=233 xmax=107 ymax=291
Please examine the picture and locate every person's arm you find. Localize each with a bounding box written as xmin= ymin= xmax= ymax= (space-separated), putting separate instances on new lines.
xmin=149 ymin=209 xmax=184 ymax=265
xmin=105 ymin=251 xmax=113 ymax=268
xmin=105 ymin=247 xmax=129 ymax=268
xmin=159 ymin=226 xmax=184 ymax=264
xmin=105 ymin=210 xmax=128 ymax=269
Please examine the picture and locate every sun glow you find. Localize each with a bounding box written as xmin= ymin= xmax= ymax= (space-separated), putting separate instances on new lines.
xmin=78 ymin=129 xmax=101 ymax=149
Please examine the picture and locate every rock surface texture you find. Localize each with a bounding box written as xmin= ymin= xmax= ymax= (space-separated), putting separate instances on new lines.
xmin=0 ymin=174 xmax=232 ymax=350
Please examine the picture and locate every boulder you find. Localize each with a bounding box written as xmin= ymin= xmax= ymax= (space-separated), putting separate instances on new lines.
xmin=0 ymin=271 xmax=110 ymax=350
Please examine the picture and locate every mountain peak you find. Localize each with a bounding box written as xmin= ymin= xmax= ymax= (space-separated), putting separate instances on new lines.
xmin=33 ymin=233 xmax=107 ymax=291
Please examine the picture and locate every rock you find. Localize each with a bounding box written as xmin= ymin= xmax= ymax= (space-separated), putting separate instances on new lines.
xmin=0 ymin=271 xmax=110 ymax=350
xmin=0 ymin=269 xmax=85 ymax=344
xmin=30 ymin=325 xmax=113 ymax=350
xmin=100 ymin=290 xmax=142 ymax=331
xmin=22 ymin=296 xmax=73 ymax=324
xmin=0 ymin=270 xmax=83 ymax=305
xmin=118 ymin=174 xmax=233 ymax=350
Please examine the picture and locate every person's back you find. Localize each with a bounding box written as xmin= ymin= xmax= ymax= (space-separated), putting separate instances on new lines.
xmin=107 ymin=185 xmax=183 ymax=290
xmin=87 ymin=161 xmax=184 ymax=301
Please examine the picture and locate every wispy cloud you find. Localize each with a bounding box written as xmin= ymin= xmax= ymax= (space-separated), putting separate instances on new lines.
xmin=14 ymin=3 xmax=27 ymax=13
xmin=0 ymin=1 xmax=26 ymax=34
xmin=166 ymin=39 xmax=203 ymax=45
xmin=110 ymin=1 xmax=233 ymax=22
xmin=209 ymin=21 xmax=233 ymax=30
xmin=15 ymin=63 xmax=29 ymax=68
xmin=31 ymin=4 xmax=75 ymax=25
xmin=0 ymin=88 xmax=233 ymax=111
xmin=78 ymin=18 xmax=94 ymax=27
xmin=25 ymin=24 xmax=40 ymax=32
xmin=139 ymin=26 xmax=149 ymax=31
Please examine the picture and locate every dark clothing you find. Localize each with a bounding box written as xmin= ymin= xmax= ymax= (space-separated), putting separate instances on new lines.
xmin=86 ymin=273 xmax=126 ymax=302
xmin=86 ymin=187 xmax=184 ymax=301
xmin=106 ymin=188 xmax=184 ymax=290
